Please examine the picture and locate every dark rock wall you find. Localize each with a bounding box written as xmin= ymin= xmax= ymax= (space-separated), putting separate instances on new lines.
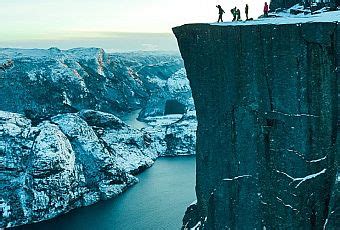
xmin=174 ymin=22 xmax=338 ymax=229
xmin=270 ymin=0 xmax=301 ymax=10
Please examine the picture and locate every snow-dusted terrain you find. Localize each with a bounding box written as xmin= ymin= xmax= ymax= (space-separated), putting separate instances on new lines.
xmin=0 ymin=48 xmax=194 ymax=119
xmin=0 ymin=48 xmax=197 ymax=228
xmin=143 ymin=110 xmax=197 ymax=156
xmin=209 ymin=5 xmax=340 ymax=26
xmin=0 ymin=110 xmax=154 ymax=227
xmin=175 ymin=5 xmax=339 ymax=229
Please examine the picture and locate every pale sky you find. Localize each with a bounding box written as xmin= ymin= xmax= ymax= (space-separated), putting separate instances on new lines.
xmin=0 ymin=0 xmax=269 ymax=51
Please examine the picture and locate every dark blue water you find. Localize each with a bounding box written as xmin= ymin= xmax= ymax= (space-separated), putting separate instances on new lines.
xmin=17 ymin=156 xmax=196 ymax=230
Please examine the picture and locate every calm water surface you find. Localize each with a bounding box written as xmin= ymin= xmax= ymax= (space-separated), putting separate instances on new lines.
xmin=120 ymin=109 xmax=148 ymax=130
xmin=17 ymin=156 xmax=196 ymax=230
xmin=15 ymin=111 xmax=196 ymax=230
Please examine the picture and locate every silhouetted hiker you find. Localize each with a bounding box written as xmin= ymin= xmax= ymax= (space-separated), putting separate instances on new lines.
xmin=264 ymin=2 xmax=269 ymax=17
xmin=236 ymin=8 xmax=241 ymax=21
xmin=245 ymin=4 xmax=249 ymax=20
xmin=216 ymin=5 xmax=225 ymax=23
xmin=231 ymin=7 xmax=237 ymax=21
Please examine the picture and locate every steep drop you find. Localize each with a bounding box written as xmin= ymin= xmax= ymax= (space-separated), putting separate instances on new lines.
xmin=174 ymin=20 xmax=339 ymax=229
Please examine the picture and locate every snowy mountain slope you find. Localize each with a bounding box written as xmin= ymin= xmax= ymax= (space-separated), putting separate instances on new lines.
xmin=0 ymin=48 xmax=193 ymax=121
xmin=0 ymin=48 xmax=197 ymax=228
xmin=0 ymin=110 xmax=157 ymax=228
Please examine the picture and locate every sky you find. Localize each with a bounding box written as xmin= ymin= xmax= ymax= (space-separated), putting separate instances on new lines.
xmin=0 ymin=0 xmax=269 ymax=52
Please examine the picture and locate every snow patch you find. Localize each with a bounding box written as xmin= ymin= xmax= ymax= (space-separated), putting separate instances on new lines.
xmin=276 ymin=169 xmax=327 ymax=188
xmin=210 ymin=10 xmax=340 ymax=27
xmin=223 ymin=175 xmax=252 ymax=181
xmin=0 ymin=200 xmax=11 ymax=218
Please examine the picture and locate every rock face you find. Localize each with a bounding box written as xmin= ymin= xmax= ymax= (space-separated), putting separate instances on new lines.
xmin=0 ymin=49 xmax=193 ymax=121
xmin=143 ymin=111 xmax=197 ymax=156
xmin=138 ymin=67 xmax=195 ymax=119
xmin=109 ymin=52 xmax=195 ymax=119
xmin=270 ymin=0 xmax=301 ymax=10
xmin=0 ymin=49 xmax=197 ymax=228
xmin=174 ymin=21 xmax=339 ymax=229
xmin=0 ymin=110 xmax=158 ymax=228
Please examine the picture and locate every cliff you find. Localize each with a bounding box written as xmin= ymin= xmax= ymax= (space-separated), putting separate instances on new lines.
xmin=0 ymin=48 xmax=194 ymax=121
xmin=0 ymin=49 xmax=197 ymax=228
xmin=0 ymin=110 xmax=155 ymax=228
xmin=174 ymin=15 xmax=339 ymax=229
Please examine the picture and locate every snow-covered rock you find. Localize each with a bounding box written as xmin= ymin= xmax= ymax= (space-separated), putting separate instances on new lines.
xmin=139 ymin=67 xmax=195 ymax=119
xmin=0 ymin=110 xmax=159 ymax=228
xmin=0 ymin=48 xmax=197 ymax=228
xmin=0 ymin=48 xmax=191 ymax=121
xmin=210 ymin=9 xmax=340 ymax=27
xmin=143 ymin=110 xmax=197 ymax=156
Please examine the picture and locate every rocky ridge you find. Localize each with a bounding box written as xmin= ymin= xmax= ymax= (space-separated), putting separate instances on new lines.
xmin=0 ymin=49 xmax=197 ymax=228
xmin=0 ymin=110 xmax=157 ymax=228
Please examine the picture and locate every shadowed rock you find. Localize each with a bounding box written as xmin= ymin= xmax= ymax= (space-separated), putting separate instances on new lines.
xmin=174 ymin=21 xmax=339 ymax=229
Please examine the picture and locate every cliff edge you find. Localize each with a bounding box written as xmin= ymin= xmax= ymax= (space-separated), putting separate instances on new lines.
xmin=174 ymin=16 xmax=339 ymax=229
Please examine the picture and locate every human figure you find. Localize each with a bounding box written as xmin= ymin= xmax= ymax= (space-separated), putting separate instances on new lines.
xmin=216 ymin=5 xmax=225 ymax=23
xmin=236 ymin=8 xmax=241 ymax=21
xmin=245 ymin=4 xmax=249 ymax=20
xmin=264 ymin=2 xmax=269 ymax=17
xmin=231 ymin=7 xmax=237 ymax=21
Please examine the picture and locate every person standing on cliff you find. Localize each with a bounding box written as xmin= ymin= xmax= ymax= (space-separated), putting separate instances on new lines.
xmin=263 ymin=2 xmax=269 ymax=17
xmin=245 ymin=4 xmax=249 ymax=20
xmin=236 ymin=8 xmax=241 ymax=21
xmin=231 ymin=7 xmax=237 ymax=21
xmin=216 ymin=5 xmax=225 ymax=23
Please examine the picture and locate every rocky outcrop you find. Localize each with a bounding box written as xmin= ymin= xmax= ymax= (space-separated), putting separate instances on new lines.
xmin=174 ymin=20 xmax=338 ymax=229
xmin=138 ymin=68 xmax=195 ymax=119
xmin=0 ymin=49 xmax=192 ymax=121
xmin=0 ymin=110 xmax=158 ymax=228
xmin=270 ymin=0 xmax=301 ymax=10
xmin=0 ymin=48 xmax=198 ymax=228
xmin=143 ymin=110 xmax=197 ymax=156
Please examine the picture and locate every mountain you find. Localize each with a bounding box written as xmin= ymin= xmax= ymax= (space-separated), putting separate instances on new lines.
xmin=0 ymin=48 xmax=197 ymax=228
xmin=0 ymin=48 xmax=194 ymax=121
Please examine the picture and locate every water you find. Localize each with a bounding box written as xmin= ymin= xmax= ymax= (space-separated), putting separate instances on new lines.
xmin=120 ymin=109 xmax=149 ymax=130
xmin=16 ymin=156 xmax=196 ymax=230
xmin=14 ymin=111 xmax=196 ymax=230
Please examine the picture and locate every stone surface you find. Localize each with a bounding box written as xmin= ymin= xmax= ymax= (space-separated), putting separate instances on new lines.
xmin=174 ymin=21 xmax=338 ymax=229
xmin=143 ymin=110 xmax=197 ymax=156
xmin=0 ymin=49 xmax=193 ymax=121
xmin=0 ymin=48 xmax=198 ymax=228
xmin=270 ymin=0 xmax=301 ymax=11
xmin=138 ymin=67 xmax=195 ymax=119
xmin=0 ymin=110 xmax=160 ymax=228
